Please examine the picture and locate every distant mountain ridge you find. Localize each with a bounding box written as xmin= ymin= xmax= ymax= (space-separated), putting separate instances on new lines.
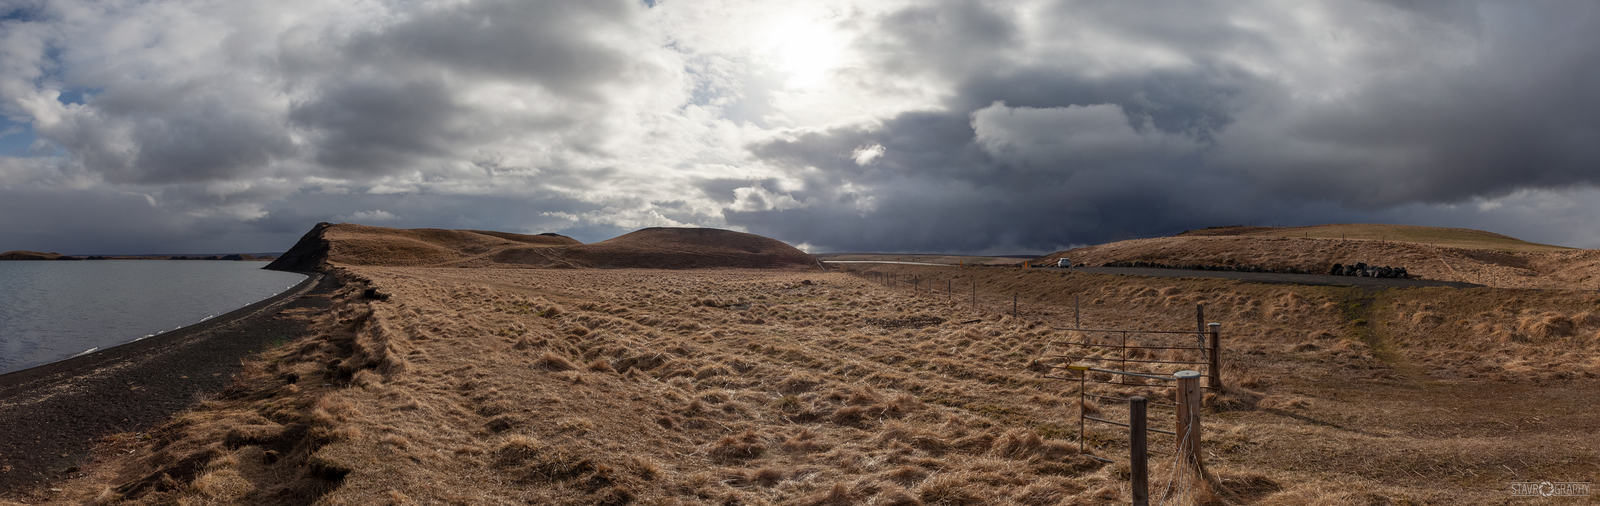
xmin=1 ymin=251 xmax=281 ymax=261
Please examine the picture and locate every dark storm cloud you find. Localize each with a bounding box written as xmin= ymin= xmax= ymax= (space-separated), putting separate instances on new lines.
xmin=122 ymin=100 xmax=297 ymax=184
xmin=731 ymin=0 xmax=1600 ymax=252
xmin=1229 ymin=11 xmax=1600 ymax=208
xmin=30 ymin=83 xmax=298 ymax=185
xmin=738 ymin=110 xmax=1259 ymax=252
xmin=865 ymin=0 xmax=1019 ymax=80
xmin=344 ymin=0 xmax=640 ymax=99
xmin=956 ymin=67 xmax=1254 ymax=140
xmin=288 ymin=77 xmax=464 ymax=175
xmin=285 ymin=0 xmax=652 ymax=177
xmin=0 ymin=182 xmax=614 ymax=255
xmin=696 ymin=177 xmax=782 ymax=203
xmin=21 ymin=0 xmax=650 ymax=184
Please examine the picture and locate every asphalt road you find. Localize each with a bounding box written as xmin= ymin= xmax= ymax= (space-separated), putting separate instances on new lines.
xmin=1051 ymin=266 xmax=1482 ymax=288
xmin=823 ymin=260 xmax=1483 ymax=288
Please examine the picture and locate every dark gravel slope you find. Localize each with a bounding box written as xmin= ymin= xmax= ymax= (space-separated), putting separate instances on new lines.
xmin=0 ymin=272 xmax=334 ymax=495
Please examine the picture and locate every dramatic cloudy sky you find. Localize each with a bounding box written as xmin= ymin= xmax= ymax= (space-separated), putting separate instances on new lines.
xmin=2 ymin=0 xmax=1598 ymax=254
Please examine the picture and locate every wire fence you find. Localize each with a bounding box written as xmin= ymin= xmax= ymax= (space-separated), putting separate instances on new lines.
xmin=844 ymin=264 xmax=1229 ymax=504
xmin=1039 ymin=326 xmax=1220 ymax=392
xmin=845 ymin=269 xmax=1078 ymax=318
xmin=1032 ymin=309 xmax=1222 ymax=506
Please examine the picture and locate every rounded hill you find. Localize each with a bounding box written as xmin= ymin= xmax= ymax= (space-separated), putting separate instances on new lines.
xmin=266 ymin=223 xmax=581 ymax=271
xmin=494 ymin=227 xmax=819 ymax=270
xmin=267 ymin=224 xmax=818 ymax=271
xmin=1037 ymin=223 xmax=1598 ymax=290
xmin=0 ymin=251 xmax=71 ymax=261
xmin=1175 ymin=223 xmax=1569 ymax=252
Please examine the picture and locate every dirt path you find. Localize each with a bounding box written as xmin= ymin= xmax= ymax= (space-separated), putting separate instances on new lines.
xmin=0 ymin=273 xmax=333 ymax=496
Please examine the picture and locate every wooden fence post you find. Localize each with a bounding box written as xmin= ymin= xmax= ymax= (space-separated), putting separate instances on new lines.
xmin=1130 ymin=396 xmax=1149 ymax=506
xmin=1208 ymin=323 xmax=1222 ymax=391
xmin=1174 ymin=370 xmax=1202 ymax=466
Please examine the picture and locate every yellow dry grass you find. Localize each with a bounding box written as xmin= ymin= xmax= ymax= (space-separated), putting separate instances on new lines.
xmin=24 ymin=264 xmax=1600 ymax=505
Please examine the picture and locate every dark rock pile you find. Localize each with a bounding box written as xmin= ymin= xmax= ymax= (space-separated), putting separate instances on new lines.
xmin=863 ymin=316 xmax=947 ymax=329
xmin=1099 ymin=261 xmax=1315 ymax=274
xmin=1328 ymin=262 xmax=1408 ymax=278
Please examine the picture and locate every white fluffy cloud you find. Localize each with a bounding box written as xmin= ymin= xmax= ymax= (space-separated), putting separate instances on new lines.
xmin=338 ymin=210 xmax=399 ymax=222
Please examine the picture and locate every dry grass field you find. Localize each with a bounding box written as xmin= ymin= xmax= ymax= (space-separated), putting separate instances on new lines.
xmin=16 ymin=258 xmax=1599 ymax=505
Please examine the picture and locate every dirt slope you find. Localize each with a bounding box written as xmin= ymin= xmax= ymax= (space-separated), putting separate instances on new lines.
xmin=266 ymin=223 xmax=818 ymax=272
xmin=1038 ymin=224 xmax=1600 ymax=290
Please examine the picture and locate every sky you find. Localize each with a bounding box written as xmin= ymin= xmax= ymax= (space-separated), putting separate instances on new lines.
xmin=1 ymin=0 xmax=1598 ymax=255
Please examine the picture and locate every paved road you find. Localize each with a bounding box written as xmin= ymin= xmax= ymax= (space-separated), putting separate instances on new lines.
xmin=822 ymin=260 xmax=1483 ymax=288
xmin=822 ymin=260 xmax=948 ymax=266
xmin=1050 ymin=266 xmax=1482 ymax=288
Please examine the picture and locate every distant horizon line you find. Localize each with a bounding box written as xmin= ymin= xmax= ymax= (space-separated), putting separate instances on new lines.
xmin=3 ymin=251 xmax=285 ymax=258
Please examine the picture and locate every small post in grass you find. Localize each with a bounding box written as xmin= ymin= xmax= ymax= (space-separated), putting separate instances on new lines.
xmin=1208 ymin=323 xmax=1222 ymax=390
xmin=1130 ymin=396 xmax=1149 ymax=506
xmin=1174 ymin=370 xmax=1202 ymax=466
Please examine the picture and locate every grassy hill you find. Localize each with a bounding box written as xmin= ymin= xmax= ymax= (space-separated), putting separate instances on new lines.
xmin=1039 ymin=223 xmax=1598 ymax=290
xmin=1179 ymin=224 xmax=1573 ymax=253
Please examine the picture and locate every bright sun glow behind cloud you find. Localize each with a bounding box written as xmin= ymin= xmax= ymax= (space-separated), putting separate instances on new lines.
xmin=765 ymin=15 xmax=845 ymax=89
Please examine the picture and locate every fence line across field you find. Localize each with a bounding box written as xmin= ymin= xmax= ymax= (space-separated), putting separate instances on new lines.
xmin=1041 ymin=314 xmax=1223 ymax=391
xmin=854 ymin=272 xmax=1203 ymax=335
xmin=1030 ymin=306 xmax=1221 ymax=505
xmin=853 ymin=268 xmax=1225 ymax=504
xmin=849 ymin=271 xmax=1090 ymax=318
xmin=1059 ymin=365 xmax=1208 ymax=506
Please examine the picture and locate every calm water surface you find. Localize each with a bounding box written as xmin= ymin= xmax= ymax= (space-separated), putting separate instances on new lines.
xmin=0 ymin=261 xmax=306 ymax=375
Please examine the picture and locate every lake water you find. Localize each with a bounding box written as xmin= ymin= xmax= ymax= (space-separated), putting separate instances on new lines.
xmin=0 ymin=261 xmax=307 ymax=375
